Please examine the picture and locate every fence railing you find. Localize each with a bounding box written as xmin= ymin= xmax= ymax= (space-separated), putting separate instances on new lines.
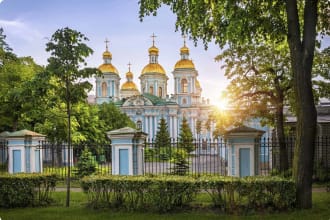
xmin=0 ymin=137 xmax=329 ymax=181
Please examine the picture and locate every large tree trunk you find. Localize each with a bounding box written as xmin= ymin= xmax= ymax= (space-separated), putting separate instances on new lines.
xmin=286 ymin=0 xmax=318 ymax=209
xmin=275 ymin=99 xmax=289 ymax=172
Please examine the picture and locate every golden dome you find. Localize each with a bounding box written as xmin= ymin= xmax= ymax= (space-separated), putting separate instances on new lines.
xmin=180 ymin=46 xmax=189 ymax=54
xmin=98 ymin=63 xmax=119 ymax=74
xmin=196 ymin=79 xmax=201 ymax=89
xmin=141 ymin=63 xmax=166 ymax=75
xmin=174 ymin=59 xmax=195 ymax=69
xmin=121 ymin=81 xmax=138 ymax=90
xmin=126 ymin=71 xmax=133 ymax=78
xmin=103 ymin=50 xmax=112 ymax=58
xmin=148 ymin=46 xmax=159 ymax=54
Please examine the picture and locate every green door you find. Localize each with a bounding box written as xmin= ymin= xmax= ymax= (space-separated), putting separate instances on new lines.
xmin=239 ymin=148 xmax=250 ymax=177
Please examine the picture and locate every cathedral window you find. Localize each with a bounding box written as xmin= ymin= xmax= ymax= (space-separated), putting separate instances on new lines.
xmin=101 ymin=82 xmax=107 ymax=97
xmin=158 ymin=87 xmax=162 ymax=97
xmin=181 ymin=79 xmax=188 ymax=93
xmin=149 ymin=86 xmax=154 ymax=94
xmin=136 ymin=120 xmax=142 ymax=130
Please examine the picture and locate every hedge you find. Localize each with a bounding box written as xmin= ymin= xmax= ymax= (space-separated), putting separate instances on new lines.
xmin=81 ymin=175 xmax=296 ymax=213
xmin=0 ymin=173 xmax=58 ymax=208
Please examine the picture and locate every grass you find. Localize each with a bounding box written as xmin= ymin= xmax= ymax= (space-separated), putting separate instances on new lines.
xmin=0 ymin=191 xmax=329 ymax=220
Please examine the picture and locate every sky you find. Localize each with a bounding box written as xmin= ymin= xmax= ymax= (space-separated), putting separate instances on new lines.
xmin=0 ymin=0 xmax=227 ymax=104
xmin=0 ymin=0 xmax=329 ymax=105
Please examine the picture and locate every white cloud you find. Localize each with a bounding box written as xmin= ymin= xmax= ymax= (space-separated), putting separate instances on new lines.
xmin=0 ymin=18 xmax=43 ymax=42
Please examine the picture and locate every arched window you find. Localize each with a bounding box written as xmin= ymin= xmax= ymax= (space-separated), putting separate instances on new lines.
xmin=136 ymin=120 xmax=142 ymax=130
xmin=158 ymin=87 xmax=162 ymax=97
xmin=181 ymin=79 xmax=188 ymax=93
xmin=149 ymin=86 xmax=154 ymax=94
xmin=102 ymin=82 xmax=107 ymax=97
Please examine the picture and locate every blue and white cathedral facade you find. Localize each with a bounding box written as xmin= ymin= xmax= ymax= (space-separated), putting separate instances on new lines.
xmin=95 ymin=37 xmax=214 ymax=139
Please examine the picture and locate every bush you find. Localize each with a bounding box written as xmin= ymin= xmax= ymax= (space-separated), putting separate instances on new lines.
xmin=76 ymin=147 xmax=97 ymax=178
xmin=0 ymin=173 xmax=58 ymax=208
xmin=81 ymin=175 xmax=295 ymax=213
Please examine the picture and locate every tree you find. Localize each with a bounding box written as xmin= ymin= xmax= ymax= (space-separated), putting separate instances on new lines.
xmin=196 ymin=119 xmax=202 ymax=139
xmin=97 ymin=102 xmax=136 ymax=132
xmin=154 ymin=117 xmax=171 ymax=160
xmin=155 ymin=117 xmax=171 ymax=148
xmin=0 ymin=28 xmax=12 ymax=52
xmin=313 ymin=47 xmax=330 ymax=99
xmin=0 ymin=56 xmax=43 ymax=131
xmin=217 ymin=41 xmax=292 ymax=172
xmin=46 ymin=27 xmax=99 ymax=207
xmin=139 ymin=0 xmax=330 ymax=208
xmin=178 ymin=116 xmax=194 ymax=153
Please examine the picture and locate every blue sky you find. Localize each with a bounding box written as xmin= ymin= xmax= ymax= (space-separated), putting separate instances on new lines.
xmin=0 ymin=0 xmax=329 ymax=105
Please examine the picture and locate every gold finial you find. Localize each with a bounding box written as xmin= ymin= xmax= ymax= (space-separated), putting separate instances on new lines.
xmin=104 ymin=38 xmax=109 ymax=51
xmin=151 ymin=33 xmax=157 ymax=46
xmin=183 ymin=34 xmax=187 ymax=46
xmin=127 ymin=62 xmax=132 ymax=72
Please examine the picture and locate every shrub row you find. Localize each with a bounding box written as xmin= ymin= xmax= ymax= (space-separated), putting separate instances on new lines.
xmin=0 ymin=173 xmax=58 ymax=208
xmin=81 ymin=175 xmax=296 ymax=213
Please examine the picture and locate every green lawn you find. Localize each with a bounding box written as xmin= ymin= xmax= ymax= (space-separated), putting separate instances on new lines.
xmin=1 ymin=191 xmax=329 ymax=220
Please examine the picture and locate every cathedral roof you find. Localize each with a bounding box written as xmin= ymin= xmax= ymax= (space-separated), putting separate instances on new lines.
xmin=141 ymin=63 xmax=166 ymax=75
xmin=98 ymin=63 xmax=119 ymax=74
xmin=174 ymin=59 xmax=195 ymax=69
xmin=121 ymin=81 xmax=138 ymax=90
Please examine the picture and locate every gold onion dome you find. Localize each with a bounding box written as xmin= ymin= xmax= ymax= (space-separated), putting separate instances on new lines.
xmin=121 ymin=81 xmax=138 ymax=90
xmin=196 ymin=79 xmax=201 ymax=89
xmin=174 ymin=59 xmax=195 ymax=69
xmin=141 ymin=63 xmax=166 ymax=75
xmin=180 ymin=45 xmax=189 ymax=54
xmin=148 ymin=45 xmax=159 ymax=55
xmin=102 ymin=50 xmax=112 ymax=58
xmin=98 ymin=63 xmax=119 ymax=74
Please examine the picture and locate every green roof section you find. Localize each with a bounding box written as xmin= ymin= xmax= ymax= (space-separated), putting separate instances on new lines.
xmin=142 ymin=93 xmax=177 ymax=106
xmin=6 ymin=129 xmax=45 ymax=137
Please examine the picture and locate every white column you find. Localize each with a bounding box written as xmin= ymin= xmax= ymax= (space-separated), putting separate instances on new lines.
xmin=145 ymin=116 xmax=149 ymax=137
xmin=149 ymin=116 xmax=153 ymax=138
xmin=169 ymin=116 xmax=173 ymax=138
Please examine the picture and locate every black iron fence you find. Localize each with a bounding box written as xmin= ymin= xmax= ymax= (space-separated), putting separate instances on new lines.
xmin=0 ymin=137 xmax=329 ymax=181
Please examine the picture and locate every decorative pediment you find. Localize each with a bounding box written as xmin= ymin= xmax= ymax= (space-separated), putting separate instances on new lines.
xmin=122 ymin=95 xmax=153 ymax=107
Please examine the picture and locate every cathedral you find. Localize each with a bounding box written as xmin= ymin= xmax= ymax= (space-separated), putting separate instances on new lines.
xmin=94 ymin=36 xmax=214 ymax=139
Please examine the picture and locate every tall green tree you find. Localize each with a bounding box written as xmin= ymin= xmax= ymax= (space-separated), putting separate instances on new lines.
xmin=45 ymin=27 xmax=99 ymax=207
xmin=0 ymin=56 xmax=43 ymax=131
xmin=179 ymin=116 xmax=194 ymax=153
xmin=139 ymin=0 xmax=330 ymax=208
xmin=97 ymin=102 xmax=135 ymax=133
xmin=155 ymin=117 xmax=171 ymax=148
xmin=313 ymin=47 xmax=330 ymax=99
xmin=217 ymin=41 xmax=292 ymax=172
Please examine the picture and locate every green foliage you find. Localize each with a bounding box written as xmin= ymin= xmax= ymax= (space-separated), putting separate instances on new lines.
xmin=199 ymin=175 xmax=296 ymax=213
xmin=178 ymin=117 xmax=194 ymax=153
xmin=170 ymin=148 xmax=189 ymax=175
xmin=81 ymin=175 xmax=198 ymax=212
xmin=76 ymin=147 xmax=97 ymax=178
xmin=97 ymin=102 xmax=135 ymax=134
xmin=0 ymin=173 xmax=58 ymax=208
xmin=81 ymin=175 xmax=295 ymax=213
xmin=155 ymin=118 xmax=171 ymax=148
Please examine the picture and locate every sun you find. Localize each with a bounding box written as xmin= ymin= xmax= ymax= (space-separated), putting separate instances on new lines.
xmin=214 ymin=97 xmax=229 ymax=111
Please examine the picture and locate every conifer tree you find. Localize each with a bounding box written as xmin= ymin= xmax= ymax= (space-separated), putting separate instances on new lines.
xmin=179 ymin=117 xmax=194 ymax=153
xmin=155 ymin=118 xmax=171 ymax=148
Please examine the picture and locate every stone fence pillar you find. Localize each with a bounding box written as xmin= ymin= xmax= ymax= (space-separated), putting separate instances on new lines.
xmin=5 ymin=129 xmax=45 ymax=174
xmin=225 ymin=126 xmax=265 ymax=177
xmin=107 ymin=127 xmax=147 ymax=175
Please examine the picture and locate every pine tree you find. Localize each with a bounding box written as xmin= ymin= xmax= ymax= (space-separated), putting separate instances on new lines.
xmin=179 ymin=117 xmax=194 ymax=153
xmin=155 ymin=118 xmax=171 ymax=148
xmin=155 ymin=117 xmax=171 ymax=160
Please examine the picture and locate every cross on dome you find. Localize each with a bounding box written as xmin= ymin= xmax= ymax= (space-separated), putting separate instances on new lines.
xmin=104 ymin=38 xmax=110 ymax=51
xmin=151 ymin=33 xmax=157 ymax=46
xmin=127 ymin=62 xmax=132 ymax=72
